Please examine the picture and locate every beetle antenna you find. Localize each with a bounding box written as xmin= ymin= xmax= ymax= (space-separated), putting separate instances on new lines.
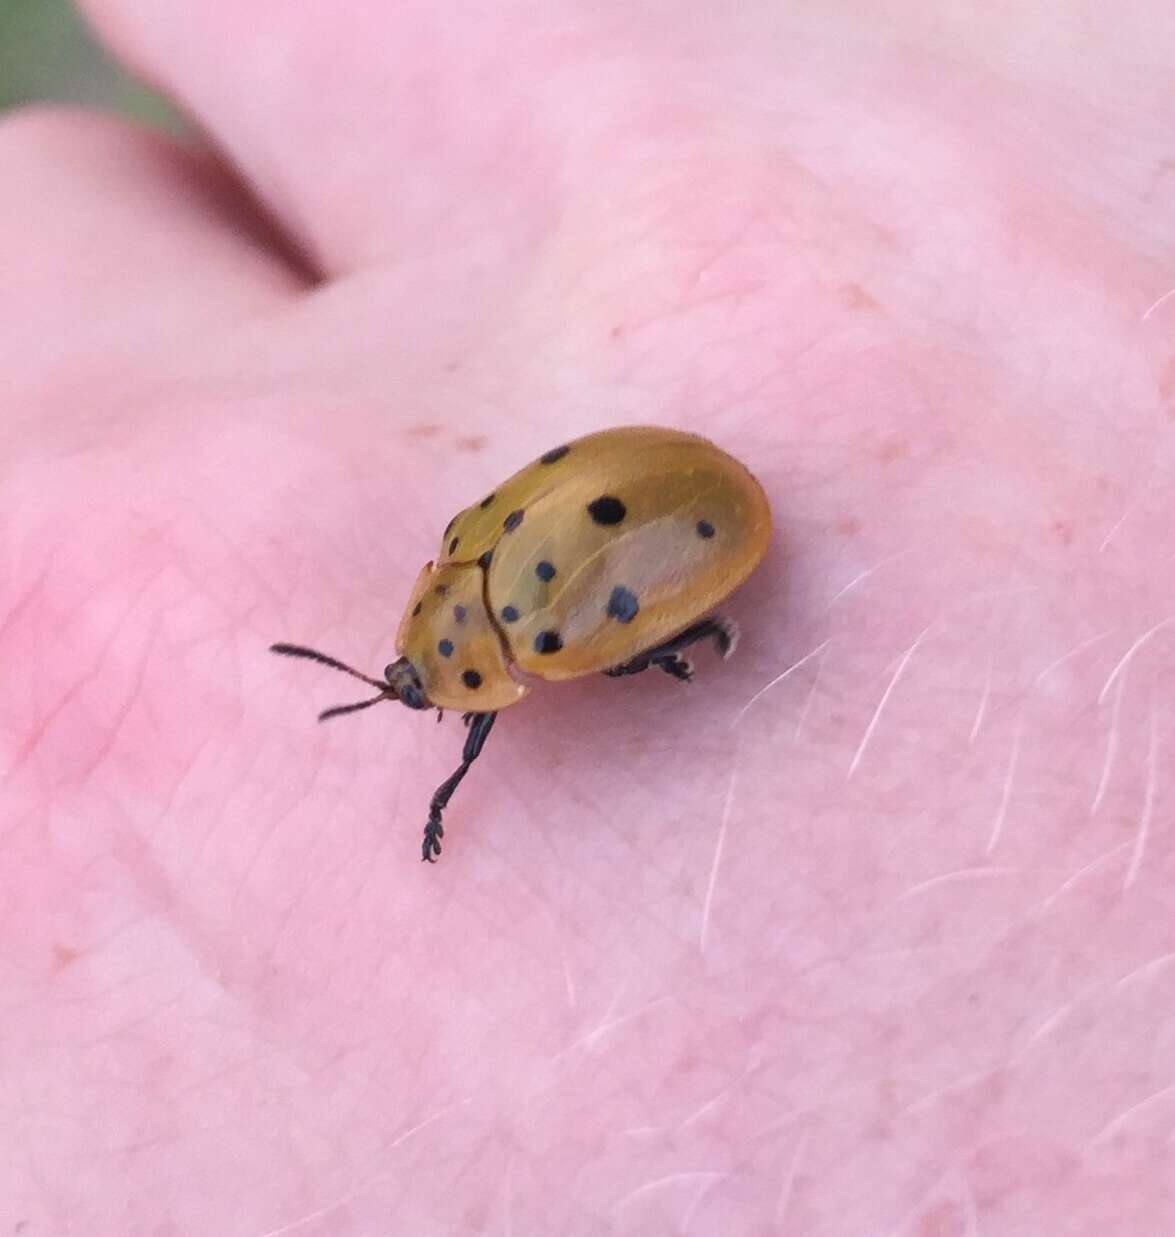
xmin=318 ymin=694 xmax=388 ymax=722
xmin=270 ymin=642 xmax=389 ymax=691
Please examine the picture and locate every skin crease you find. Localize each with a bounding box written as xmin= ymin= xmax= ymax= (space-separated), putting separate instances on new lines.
xmin=1 ymin=0 xmax=1174 ymax=1232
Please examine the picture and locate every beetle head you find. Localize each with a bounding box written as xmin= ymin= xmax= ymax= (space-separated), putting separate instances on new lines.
xmin=270 ymin=643 xmax=432 ymax=718
xmin=382 ymin=657 xmax=430 ymax=710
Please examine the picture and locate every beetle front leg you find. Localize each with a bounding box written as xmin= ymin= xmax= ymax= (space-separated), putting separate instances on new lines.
xmin=421 ymin=711 xmax=498 ymax=862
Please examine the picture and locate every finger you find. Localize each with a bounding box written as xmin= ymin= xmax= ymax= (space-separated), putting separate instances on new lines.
xmin=0 ymin=107 xmax=307 ymax=394
xmin=77 ymin=0 xmax=564 ymax=275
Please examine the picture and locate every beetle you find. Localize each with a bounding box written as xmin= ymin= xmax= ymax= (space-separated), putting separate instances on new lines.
xmin=272 ymin=425 xmax=772 ymax=861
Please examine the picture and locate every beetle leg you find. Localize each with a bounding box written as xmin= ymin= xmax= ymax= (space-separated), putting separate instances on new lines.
xmin=421 ymin=711 xmax=498 ymax=862
xmin=656 ymin=656 xmax=694 ymax=683
xmin=604 ymin=616 xmax=738 ymax=681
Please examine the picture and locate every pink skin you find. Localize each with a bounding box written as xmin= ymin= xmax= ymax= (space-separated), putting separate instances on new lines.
xmin=2 ymin=1 xmax=1174 ymax=1232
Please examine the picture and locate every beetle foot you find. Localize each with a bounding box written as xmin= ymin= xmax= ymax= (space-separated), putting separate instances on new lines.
xmin=715 ymin=618 xmax=739 ymax=659
xmin=421 ymin=817 xmax=444 ymax=862
xmin=657 ymin=656 xmax=694 ymax=683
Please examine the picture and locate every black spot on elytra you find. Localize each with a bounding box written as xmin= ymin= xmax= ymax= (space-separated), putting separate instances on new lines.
xmin=462 ymin=669 xmax=483 ymax=689
xmin=412 ymin=602 xmax=423 ymax=617
xmin=536 ymin=560 xmax=556 ymax=582
xmin=540 ymin=444 xmax=570 ymax=465
xmin=606 ymin=586 xmax=640 ymax=623
xmin=479 ymin=492 xmax=495 ymax=509
xmin=503 ymin=509 xmax=524 ymax=532
xmin=438 ymin=639 xmax=454 ymax=658
xmin=478 ymin=550 xmax=493 ymax=570
xmin=449 ymin=536 xmax=460 ymax=555
xmin=453 ymin=605 xmax=467 ymax=623
xmin=501 ymin=605 xmax=520 ymax=623
xmin=534 ymin=630 xmax=563 ymax=655
xmin=434 ymin=584 xmax=449 ymax=596
xmin=696 ymin=519 xmax=716 ymax=539
xmin=588 ymin=496 xmax=626 ymax=526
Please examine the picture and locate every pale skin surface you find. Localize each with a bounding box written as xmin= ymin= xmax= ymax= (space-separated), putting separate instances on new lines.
xmin=2 ymin=1 xmax=1174 ymax=1232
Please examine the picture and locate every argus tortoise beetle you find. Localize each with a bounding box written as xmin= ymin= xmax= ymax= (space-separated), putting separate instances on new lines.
xmin=272 ymin=425 xmax=771 ymax=862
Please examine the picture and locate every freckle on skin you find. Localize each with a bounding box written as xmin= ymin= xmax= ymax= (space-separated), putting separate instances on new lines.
xmin=53 ymin=943 xmax=81 ymax=967
xmin=838 ymin=282 xmax=879 ymax=310
xmin=877 ymin=436 xmax=909 ymax=463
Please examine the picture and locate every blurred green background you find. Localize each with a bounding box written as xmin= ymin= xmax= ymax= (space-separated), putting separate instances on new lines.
xmin=0 ymin=0 xmax=174 ymax=123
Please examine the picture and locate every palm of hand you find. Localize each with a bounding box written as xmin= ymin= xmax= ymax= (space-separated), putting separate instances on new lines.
xmin=2 ymin=3 xmax=1173 ymax=1233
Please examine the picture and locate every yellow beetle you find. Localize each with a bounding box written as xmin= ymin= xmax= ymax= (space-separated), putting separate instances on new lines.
xmin=273 ymin=426 xmax=772 ymax=861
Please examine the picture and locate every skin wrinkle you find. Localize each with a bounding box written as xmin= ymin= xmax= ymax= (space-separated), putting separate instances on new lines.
xmin=774 ymin=1124 xmax=811 ymax=1227
xmin=7 ymin=559 xmax=166 ymax=780
xmin=563 ymin=174 xmax=870 ymax=414
xmin=250 ymin=1098 xmax=473 ymax=1237
xmin=0 ymin=561 xmax=53 ymax=650
xmin=482 ymin=760 xmax=567 ymax=871
xmin=166 ymin=1036 xmax=311 ymax=1103
xmin=499 ymin=1156 xmax=515 ymax=1237
xmin=886 ymin=1168 xmax=980 ymax=1237
xmin=43 ymin=959 xmax=186 ymax=1022
xmin=178 ymin=722 xmax=303 ymax=885
xmin=225 ymin=788 xmax=305 ymax=925
xmin=254 ymin=835 xmax=359 ymax=986
xmin=71 ymin=626 xmax=162 ymax=790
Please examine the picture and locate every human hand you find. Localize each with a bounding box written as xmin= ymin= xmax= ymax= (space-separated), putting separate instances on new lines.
xmin=3 ymin=2 xmax=1173 ymax=1232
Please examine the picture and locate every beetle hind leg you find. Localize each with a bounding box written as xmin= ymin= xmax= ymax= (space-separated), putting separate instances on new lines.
xmin=604 ymin=615 xmax=738 ymax=683
xmin=713 ymin=617 xmax=739 ymax=659
xmin=658 ymin=656 xmax=694 ymax=683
